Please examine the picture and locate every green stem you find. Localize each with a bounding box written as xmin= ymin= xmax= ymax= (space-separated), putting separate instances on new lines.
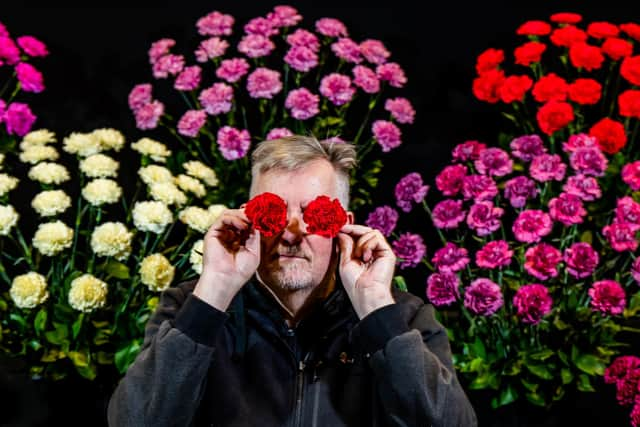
xmin=422 ymin=200 xmax=447 ymax=245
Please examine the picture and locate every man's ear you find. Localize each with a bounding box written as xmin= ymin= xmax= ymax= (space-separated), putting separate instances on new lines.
xmin=346 ymin=211 xmax=355 ymax=225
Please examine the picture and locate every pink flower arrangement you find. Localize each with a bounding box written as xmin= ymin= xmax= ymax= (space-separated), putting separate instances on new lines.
xmin=129 ymin=5 xmax=415 ymax=209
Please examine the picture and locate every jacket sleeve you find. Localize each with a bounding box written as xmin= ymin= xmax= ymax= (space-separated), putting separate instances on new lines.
xmin=354 ymin=299 xmax=478 ymax=427
xmin=107 ymin=281 xmax=229 ymax=427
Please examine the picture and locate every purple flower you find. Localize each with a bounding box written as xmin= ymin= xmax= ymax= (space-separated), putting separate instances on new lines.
xmin=3 ymin=102 xmax=36 ymax=136
xmin=331 ymin=38 xmax=362 ymax=63
xmin=372 ymin=120 xmax=402 ymax=152
xmin=504 ymin=175 xmax=539 ymax=208
xmin=16 ymin=35 xmax=48 ymax=57
xmin=632 ymin=258 xmax=640 ymax=284
xmin=266 ymin=128 xmax=293 ymax=140
xmin=524 ymin=243 xmax=562 ymax=280
xmin=589 ymin=280 xmax=626 ymax=315
xmin=466 ymin=201 xmax=504 ymax=236
xmin=510 ymin=134 xmax=547 ymax=162
xmin=475 ymin=147 xmax=513 ymax=177
xmin=286 ymin=29 xmax=320 ymax=51
xmin=238 ymin=34 xmax=275 ymax=58
xmin=285 ymin=88 xmax=320 ymax=120
xmin=148 ymin=38 xmax=175 ymax=64
xmin=376 ymin=62 xmax=407 ymax=88
xmin=622 ymin=161 xmax=640 ymax=191
xmin=199 ymin=83 xmax=234 ymax=116
xmin=563 ymin=174 xmax=602 ymax=201
xmin=475 ymin=240 xmax=513 ymax=269
xmin=513 ymin=284 xmax=553 ymax=325
xmin=216 ymin=58 xmax=250 ymax=83
xmin=615 ymin=197 xmax=640 ymax=225
xmin=464 ymin=278 xmax=503 ymax=316
xmin=360 ymin=39 xmax=390 ymax=65
xmin=432 ymin=199 xmax=466 ymax=229
xmin=426 ymin=272 xmax=460 ymax=307
xmin=564 ymin=242 xmax=599 ymax=279
xmin=602 ymin=222 xmax=640 ymax=252
xmin=461 ymin=174 xmax=498 ymax=202
xmin=246 ymin=68 xmax=282 ymax=99
xmin=195 ymin=37 xmax=229 ymax=62
xmin=128 ymin=84 xmax=152 ymax=112
xmin=15 ymin=62 xmax=45 ymax=93
xmin=384 ymin=97 xmax=415 ymax=124
xmin=432 ymin=242 xmax=470 ymax=273
xmin=435 ymin=164 xmax=467 ymax=197
xmin=284 ymin=45 xmax=318 ymax=72
xmin=395 ymin=172 xmax=428 ymax=212
xmin=244 ymin=17 xmax=278 ymax=37
xmin=392 ymin=232 xmax=426 ymax=269
xmin=196 ymin=11 xmax=234 ymax=36
xmin=512 ymin=210 xmax=553 ymax=243
xmin=452 ymin=140 xmax=486 ymax=162
xmin=352 ymin=65 xmax=380 ymax=94
xmin=315 ymin=18 xmax=348 ymax=38
xmin=174 ymin=65 xmax=202 ymax=91
xmin=135 ymin=100 xmax=164 ymax=130
xmin=267 ymin=5 xmax=302 ymax=28
xmin=569 ymin=146 xmax=608 ymax=176
xmin=548 ymin=192 xmax=586 ymax=225
xmin=319 ymin=73 xmax=355 ymax=106
xmin=530 ymin=154 xmax=566 ymax=182
xmin=217 ymin=126 xmax=251 ymax=160
xmin=562 ymin=133 xmax=598 ymax=153
xmin=365 ymin=206 xmax=399 ymax=237
xmin=0 ymin=36 xmax=21 ymax=65
xmin=177 ymin=110 xmax=206 ymax=137
xmin=152 ymin=54 xmax=185 ymax=79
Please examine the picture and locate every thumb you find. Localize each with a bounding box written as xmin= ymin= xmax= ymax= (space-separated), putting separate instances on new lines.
xmin=337 ymin=233 xmax=353 ymax=265
xmin=245 ymin=228 xmax=261 ymax=256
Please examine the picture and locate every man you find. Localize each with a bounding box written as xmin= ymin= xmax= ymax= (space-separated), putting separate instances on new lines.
xmin=107 ymin=135 xmax=477 ymax=426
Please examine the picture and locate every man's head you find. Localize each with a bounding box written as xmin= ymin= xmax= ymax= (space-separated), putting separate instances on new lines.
xmin=249 ymin=135 xmax=356 ymax=294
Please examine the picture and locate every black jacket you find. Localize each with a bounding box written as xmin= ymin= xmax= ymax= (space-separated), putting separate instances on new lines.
xmin=107 ymin=278 xmax=477 ymax=426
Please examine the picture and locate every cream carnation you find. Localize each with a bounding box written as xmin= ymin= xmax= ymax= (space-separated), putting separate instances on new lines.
xmin=207 ymin=204 xmax=226 ymax=222
xmin=31 ymin=190 xmax=72 ymax=217
xmin=132 ymin=201 xmax=173 ymax=234
xmin=10 ymin=272 xmax=49 ymax=309
xmin=149 ymin=182 xmax=187 ymax=206
xmin=28 ymin=162 xmax=70 ymax=185
xmin=63 ymin=132 xmax=103 ymax=157
xmin=22 ymin=129 xmax=56 ymax=146
xmin=82 ymin=179 xmax=122 ymax=206
xmin=190 ymin=239 xmax=204 ymax=274
xmin=178 ymin=206 xmax=215 ymax=233
xmin=19 ymin=145 xmax=59 ymax=164
xmin=79 ymin=154 xmax=119 ymax=178
xmin=131 ymin=137 xmax=172 ymax=162
xmin=32 ymin=220 xmax=74 ymax=256
xmin=183 ymin=160 xmax=219 ymax=186
xmin=0 ymin=205 xmax=19 ymax=235
xmin=139 ymin=253 xmax=175 ymax=292
xmin=92 ymin=128 xmax=125 ymax=152
xmin=138 ymin=165 xmax=173 ymax=185
xmin=0 ymin=173 xmax=19 ymax=196
xmin=175 ymin=174 xmax=206 ymax=198
xmin=91 ymin=222 xmax=133 ymax=260
xmin=68 ymin=274 xmax=108 ymax=313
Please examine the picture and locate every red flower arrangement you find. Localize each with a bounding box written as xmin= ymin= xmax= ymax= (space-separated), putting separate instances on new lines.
xmin=303 ymin=195 xmax=347 ymax=238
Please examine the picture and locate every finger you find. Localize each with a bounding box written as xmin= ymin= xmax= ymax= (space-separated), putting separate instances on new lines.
xmin=340 ymin=224 xmax=377 ymax=237
xmin=216 ymin=213 xmax=250 ymax=231
xmin=243 ymin=228 xmax=261 ymax=256
xmin=337 ymin=232 xmax=354 ymax=265
xmin=355 ymin=232 xmax=380 ymax=262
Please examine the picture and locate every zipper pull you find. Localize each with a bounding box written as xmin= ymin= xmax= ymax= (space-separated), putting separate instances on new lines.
xmin=299 ymin=360 xmax=305 ymax=371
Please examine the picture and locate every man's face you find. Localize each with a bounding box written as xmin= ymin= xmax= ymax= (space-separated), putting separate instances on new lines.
xmin=253 ymin=160 xmax=350 ymax=293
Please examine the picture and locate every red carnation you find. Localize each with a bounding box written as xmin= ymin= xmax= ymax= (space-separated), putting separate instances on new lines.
xmin=550 ymin=25 xmax=587 ymax=47
xmin=536 ymin=101 xmax=574 ymax=135
xmin=621 ymin=56 xmax=640 ymax=86
xmin=602 ymin=37 xmax=633 ymax=61
xmin=550 ymin=13 xmax=582 ymax=25
xmin=516 ymin=20 xmax=552 ymax=36
xmin=303 ymin=195 xmax=347 ymax=238
xmin=532 ymin=73 xmax=568 ymax=103
xmin=586 ymin=21 xmax=619 ymax=39
xmin=619 ymin=90 xmax=640 ymax=119
xmin=621 ymin=23 xmax=640 ymax=42
xmin=245 ymin=192 xmax=287 ymax=237
xmin=514 ymin=41 xmax=546 ymax=66
xmin=568 ymin=78 xmax=602 ymax=105
xmin=589 ymin=118 xmax=627 ymax=154
xmin=472 ymin=69 xmax=505 ymax=103
xmin=499 ymin=75 xmax=533 ymax=103
xmin=569 ymin=43 xmax=604 ymax=71
xmin=475 ymin=48 xmax=504 ymax=74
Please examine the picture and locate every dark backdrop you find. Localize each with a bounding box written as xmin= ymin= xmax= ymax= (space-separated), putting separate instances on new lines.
xmin=1 ymin=3 xmax=639 ymax=426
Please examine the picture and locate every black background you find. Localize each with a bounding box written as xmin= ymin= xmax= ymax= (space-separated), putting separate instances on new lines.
xmin=1 ymin=3 xmax=639 ymax=426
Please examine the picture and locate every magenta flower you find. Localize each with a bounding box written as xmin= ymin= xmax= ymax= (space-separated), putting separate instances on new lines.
xmin=0 ymin=36 xmax=22 ymax=65
xmin=604 ymin=355 xmax=640 ymax=384
xmin=174 ymin=65 xmax=202 ymax=91
xmin=372 ymin=120 xmax=402 ymax=152
xmin=435 ymin=164 xmax=467 ymax=197
xmin=195 ymin=37 xmax=229 ymax=62
xmin=426 ymin=272 xmax=460 ymax=307
xmin=0 ymin=99 xmax=5 ymax=120
xmin=510 ymin=134 xmax=547 ymax=162
xmin=3 ymin=102 xmax=36 ymax=136
xmin=461 ymin=175 xmax=498 ymax=202
xmin=199 ymin=83 xmax=234 ymax=116
xmin=564 ymin=242 xmax=599 ymax=279
xmin=135 ymin=100 xmax=164 ymax=130
xmin=615 ymin=196 xmax=640 ymax=225
xmin=548 ymin=192 xmax=587 ymax=225
xmin=365 ymin=205 xmax=399 ymax=237
xmin=513 ymin=284 xmax=553 ymax=325
xmin=504 ymin=175 xmax=539 ymax=208
xmin=431 ymin=199 xmax=466 ymax=229
xmin=286 ymin=29 xmax=320 ymax=51
xmin=15 ymin=62 xmax=45 ymax=93
xmin=563 ymin=174 xmax=602 ymax=201
xmin=217 ymin=126 xmax=251 ymax=160
xmin=530 ymin=153 xmax=566 ymax=182
xmin=246 ymin=68 xmax=282 ymax=99
xmin=266 ymin=128 xmax=293 ymax=140
xmin=512 ymin=210 xmax=553 ymax=243
xmin=331 ymin=38 xmax=362 ymax=64
xmin=128 ymin=84 xmax=153 ymax=112
xmin=524 ymin=243 xmax=562 ymax=280
xmin=432 ymin=242 xmax=470 ymax=273
xmin=384 ymin=97 xmax=415 ymax=124
xmin=266 ymin=5 xmax=302 ymax=28
xmin=352 ymin=65 xmax=380 ymax=94
xmin=360 ymin=39 xmax=390 ymax=65
xmin=376 ymin=62 xmax=407 ymax=88
xmin=475 ymin=240 xmax=513 ymax=269
xmin=177 ymin=109 xmax=207 ymax=137
xmin=244 ymin=17 xmax=278 ymax=37
xmin=452 ymin=140 xmax=486 ymax=162
xmin=284 ymin=45 xmax=318 ymax=72
xmin=464 ymin=278 xmax=504 ymax=316
xmin=285 ymin=88 xmax=320 ymax=120
xmin=238 ymin=34 xmax=275 ymax=58
xmin=602 ymin=222 xmax=640 ymax=252
xmin=569 ymin=146 xmax=608 ymax=176
xmin=216 ymin=58 xmax=250 ymax=83
xmin=152 ymin=54 xmax=185 ymax=79
xmin=392 ymin=232 xmax=426 ymax=269
xmin=148 ymin=38 xmax=175 ymax=64
xmin=466 ymin=201 xmax=504 ymax=236
xmin=16 ymin=35 xmax=48 ymax=57
xmin=616 ymin=370 xmax=640 ymax=406
xmin=196 ymin=11 xmax=234 ymax=36
xmin=319 ymin=73 xmax=355 ymax=106
xmin=589 ymin=280 xmax=626 ymax=315
xmin=562 ymin=132 xmax=598 ymax=152
xmin=632 ymin=258 xmax=640 ymax=284
xmin=475 ymin=147 xmax=513 ymax=177
xmin=622 ymin=161 xmax=640 ymax=191
xmin=395 ymin=172 xmax=428 ymax=212
xmin=315 ymin=18 xmax=348 ymax=38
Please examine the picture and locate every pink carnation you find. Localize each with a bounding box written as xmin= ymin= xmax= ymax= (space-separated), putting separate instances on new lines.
xmin=504 ymin=175 xmax=539 ymax=208
xmin=284 ymin=45 xmax=318 ymax=72
xmin=15 ymin=62 xmax=45 ymax=93
xmin=510 ymin=134 xmax=547 ymax=161
xmin=622 ymin=161 xmax=640 ymax=191
xmin=562 ymin=132 xmax=598 ymax=152
xmin=199 ymin=83 xmax=234 ymax=116
xmin=244 ymin=17 xmax=278 ymax=37
xmin=238 ymin=34 xmax=275 ymax=58
xmin=475 ymin=147 xmax=513 ymax=177
xmin=563 ymin=174 xmax=602 ymax=201
xmin=217 ymin=126 xmax=251 ymax=160
xmin=285 ymin=88 xmax=320 ymax=120
xmin=196 ymin=11 xmax=234 ymax=36
xmin=395 ymin=172 xmax=428 ymax=212
xmin=372 ymin=120 xmax=402 ymax=152
xmin=513 ymin=284 xmax=553 ymax=325
xmin=128 ymin=84 xmax=153 ymax=112
xmin=16 ymin=35 xmax=48 ymax=57
xmin=3 ymin=102 xmax=36 ymax=136
xmin=266 ymin=128 xmax=293 ymax=140
xmin=315 ymin=18 xmax=348 ymax=38
xmin=286 ymin=29 xmax=320 ymax=51
xmin=569 ymin=146 xmax=608 ymax=176
xmin=148 ymin=38 xmax=175 ymax=64
xmin=432 ymin=242 xmax=470 ymax=273
xmin=267 ymin=5 xmax=302 ymax=28
xmin=360 ymin=39 xmax=390 ymax=64
xmin=602 ymin=222 xmax=640 ymax=252
xmin=604 ymin=355 xmax=640 ymax=384
xmin=177 ymin=110 xmax=207 ymax=137
xmin=319 ymin=73 xmax=355 ymax=106
xmin=352 ymin=65 xmax=380 ymax=94
xmin=564 ymin=242 xmax=599 ymax=279
xmin=524 ymin=243 xmax=562 ymax=280
xmin=466 ymin=201 xmax=504 ymax=236
xmin=461 ymin=175 xmax=498 ymax=202
xmin=452 ymin=140 xmax=486 ymax=162
xmin=392 ymin=232 xmax=426 ymax=269
xmin=432 ymin=199 xmax=467 ymax=229
xmin=426 ymin=272 xmax=460 ymax=307
xmin=216 ymin=58 xmax=250 ymax=83
xmin=365 ymin=205 xmax=399 ymax=237
xmin=475 ymin=240 xmax=513 ymax=269
xmin=435 ymin=164 xmax=467 ymax=197
xmin=0 ymin=37 xmax=21 ymax=65
xmin=512 ymin=210 xmax=553 ymax=243
xmin=384 ymin=97 xmax=415 ymax=124
xmin=589 ymin=280 xmax=626 ymax=315
xmin=135 ymin=100 xmax=164 ymax=130
xmin=174 ymin=65 xmax=202 ymax=91
xmin=246 ymin=68 xmax=282 ymax=99
xmin=633 ymin=258 xmax=640 ymax=284
xmin=376 ymin=62 xmax=407 ymax=88
xmin=617 ymin=370 xmax=640 ymax=406
xmin=530 ymin=153 xmax=567 ymax=182
xmin=195 ymin=37 xmax=229 ymax=62
xmin=549 ymin=192 xmax=586 ymax=225
xmin=464 ymin=278 xmax=504 ymax=316
xmin=615 ymin=196 xmax=640 ymax=225
xmin=152 ymin=54 xmax=185 ymax=79
xmin=331 ymin=38 xmax=362 ymax=63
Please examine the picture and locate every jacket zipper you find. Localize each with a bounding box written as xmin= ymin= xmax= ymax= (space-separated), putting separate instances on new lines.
xmin=292 ymin=359 xmax=306 ymax=427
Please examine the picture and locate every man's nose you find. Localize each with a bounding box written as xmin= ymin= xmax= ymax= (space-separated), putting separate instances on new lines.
xmin=281 ymin=214 xmax=305 ymax=244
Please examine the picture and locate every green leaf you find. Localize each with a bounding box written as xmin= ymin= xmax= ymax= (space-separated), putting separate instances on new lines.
xmin=102 ymin=259 xmax=130 ymax=280
xmin=96 ymin=351 xmax=113 ymax=365
xmin=503 ymin=360 xmax=521 ymax=376
xmin=115 ymin=341 xmax=141 ymax=374
xmin=580 ymin=230 xmax=593 ymax=244
xmin=525 ymin=391 xmax=547 ymax=407
xmin=9 ymin=313 xmax=27 ymax=329
xmin=44 ymin=322 xmax=69 ymax=345
xmin=577 ymin=373 xmax=595 ymax=392
xmin=575 ymin=354 xmax=606 ymax=376
xmin=521 ymin=377 xmax=538 ymax=392
xmin=525 ymin=363 xmax=553 ymax=380
xmin=528 ymin=349 xmax=554 ymax=361
xmin=469 ymin=372 xmax=497 ymax=390
xmin=553 ymin=316 xmax=569 ymax=331
xmin=68 ymin=350 xmax=89 ymax=367
xmin=561 ymin=368 xmax=574 ymax=384
xmin=471 ymin=337 xmax=487 ymax=359
xmin=393 ymin=276 xmax=408 ymax=292
xmin=75 ymin=363 xmax=97 ymax=381
xmin=34 ymin=308 xmax=47 ymax=334
xmin=72 ymin=313 xmax=85 ymax=340
xmin=557 ymin=350 xmax=569 ymax=366
xmin=494 ymin=384 xmax=518 ymax=408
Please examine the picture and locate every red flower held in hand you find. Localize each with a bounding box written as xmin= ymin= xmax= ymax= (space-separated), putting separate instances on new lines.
xmin=245 ymin=192 xmax=287 ymax=236
xmin=303 ymin=195 xmax=347 ymax=238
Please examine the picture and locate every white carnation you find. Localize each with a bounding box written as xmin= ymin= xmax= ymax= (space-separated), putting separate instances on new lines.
xmin=0 ymin=205 xmax=19 ymax=236
xmin=19 ymin=145 xmax=59 ymax=164
xmin=149 ymin=182 xmax=187 ymax=206
xmin=68 ymin=274 xmax=108 ymax=313
xmin=31 ymin=190 xmax=72 ymax=217
xmin=22 ymin=129 xmax=56 ymax=146
xmin=131 ymin=137 xmax=172 ymax=162
xmin=190 ymin=240 xmax=203 ymax=275
xmin=91 ymin=222 xmax=133 ymax=261
xmin=63 ymin=132 xmax=103 ymax=157
xmin=207 ymin=204 xmax=226 ymax=223
xmin=175 ymin=174 xmax=206 ymax=198
xmin=91 ymin=128 xmax=125 ymax=152
xmin=138 ymin=165 xmax=173 ymax=185
xmin=10 ymin=272 xmax=49 ymax=309
xmin=132 ymin=201 xmax=173 ymax=234
xmin=32 ymin=220 xmax=74 ymax=256
xmin=178 ymin=206 xmax=215 ymax=233
xmin=183 ymin=161 xmax=218 ymax=186
xmin=0 ymin=173 xmax=19 ymax=196
xmin=82 ymin=179 xmax=122 ymax=206
xmin=79 ymin=154 xmax=119 ymax=178
xmin=139 ymin=253 xmax=175 ymax=292
xmin=28 ymin=162 xmax=70 ymax=185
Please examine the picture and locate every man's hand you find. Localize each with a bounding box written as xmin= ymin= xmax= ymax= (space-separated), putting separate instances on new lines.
xmin=337 ymin=224 xmax=396 ymax=319
xmin=193 ymin=207 xmax=260 ymax=311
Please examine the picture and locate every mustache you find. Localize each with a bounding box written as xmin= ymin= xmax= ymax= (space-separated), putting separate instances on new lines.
xmin=275 ymin=246 xmax=309 ymax=259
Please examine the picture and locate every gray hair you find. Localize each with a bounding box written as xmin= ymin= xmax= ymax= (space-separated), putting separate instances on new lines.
xmin=249 ymin=135 xmax=357 ymax=206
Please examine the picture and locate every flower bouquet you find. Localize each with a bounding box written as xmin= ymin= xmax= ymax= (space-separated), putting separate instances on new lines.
xmin=365 ymin=12 xmax=640 ymax=415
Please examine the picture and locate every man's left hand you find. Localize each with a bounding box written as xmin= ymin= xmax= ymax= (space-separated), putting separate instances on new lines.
xmin=337 ymin=224 xmax=396 ymax=319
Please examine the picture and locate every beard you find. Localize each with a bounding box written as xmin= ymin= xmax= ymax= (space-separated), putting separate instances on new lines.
xmin=270 ymin=258 xmax=314 ymax=291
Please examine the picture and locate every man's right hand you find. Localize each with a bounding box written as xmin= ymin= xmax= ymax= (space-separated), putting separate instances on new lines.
xmin=193 ymin=207 xmax=260 ymax=311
